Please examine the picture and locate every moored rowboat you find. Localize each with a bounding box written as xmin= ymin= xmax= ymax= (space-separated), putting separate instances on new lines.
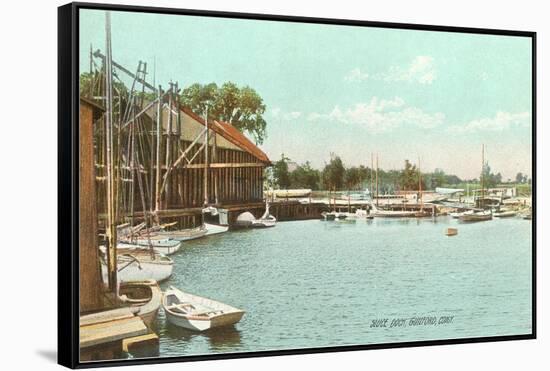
xmin=459 ymin=211 xmax=492 ymax=222
xmin=493 ymin=210 xmax=517 ymax=218
xmin=162 ymin=286 xmax=245 ymax=331
xmin=119 ymin=279 xmax=162 ymax=327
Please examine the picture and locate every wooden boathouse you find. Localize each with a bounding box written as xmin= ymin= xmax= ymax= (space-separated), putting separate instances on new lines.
xmin=92 ymin=91 xmax=273 ymax=229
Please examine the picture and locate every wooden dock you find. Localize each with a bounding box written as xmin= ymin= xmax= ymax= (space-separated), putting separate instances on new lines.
xmin=80 ymin=307 xmax=159 ymax=361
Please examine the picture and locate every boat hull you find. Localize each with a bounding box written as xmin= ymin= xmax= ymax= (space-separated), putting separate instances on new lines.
xmin=204 ymin=223 xmax=229 ymax=236
xmin=119 ymin=280 xmax=162 ymax=328
xmin=459 ymin=213 xmax=492 ymax=222
xmin=494 ymin=211 xmax=517 ymax=218
xmin=117 ymin=242 xmax=181 ymax=256
xmin=162 ymin=287 xmax=245 ymax=332
xmin=157 ymin=228 xmax=207 ymax=242
xmin=101 ymin=253 xmax=173 ymax=283
xmin=165 ymin=311 xmax=245 ymax=331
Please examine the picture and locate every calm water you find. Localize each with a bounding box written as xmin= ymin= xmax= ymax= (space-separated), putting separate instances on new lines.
xmin=152 ymin=216 xmax=532 ymax=357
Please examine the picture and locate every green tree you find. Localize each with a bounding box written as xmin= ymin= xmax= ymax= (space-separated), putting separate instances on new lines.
xmin=180 ymin=82 xmax=267 ymax=144
xmin=481 ymin=162 xmax=499 ymax=188
xmin=515 ymin=172 xmax=526 ymax=184
xmin=432 ymin=168 xmax=446 ymax=188
xmin=322 ymin=155 xmax=345 ymax=191
xmin=272 ymin=154 xmax=291 ymax=189
xmin=290 ymin=162 xmax=320 ymax=190
xmin=80 ymin=72 xmax=128 ymax=100
xmin=399 ymin=160 xmax=424 ymax=191
xmin=344 ymin=167 xmax=364 ymax=190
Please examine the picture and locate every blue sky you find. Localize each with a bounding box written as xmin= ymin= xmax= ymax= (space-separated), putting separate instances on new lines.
xmin=80 ymin=9 xmax=532 ymax=180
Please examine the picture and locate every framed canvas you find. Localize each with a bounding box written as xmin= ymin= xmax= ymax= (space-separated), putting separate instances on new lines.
xmin=58 ymin=2 xmax=536 ymax=368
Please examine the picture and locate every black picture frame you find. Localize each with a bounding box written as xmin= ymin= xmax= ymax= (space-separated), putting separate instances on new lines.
xmin=58 ymin=2 xmax=537 ymax=368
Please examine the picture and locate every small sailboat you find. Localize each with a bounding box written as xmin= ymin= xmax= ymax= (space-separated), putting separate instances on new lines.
xmin=459 ymin=210 xmax=492 ymax=222
xmin=101 ymin=247 xmax=174 ymax=284
xmin=118 ymin=237 xmax=182 ymax=256
xmin=450 ymin=210 xmax=474 ymax=219
xmin=118 ymin=279 xmax=162 ymax=327
xmin=370 ymin=203 xmax=416 ymax=218
xmin=156 ymin=226 xmax=207 ymax=242
xmin=163 ymin=286 xmax=245 ymax=331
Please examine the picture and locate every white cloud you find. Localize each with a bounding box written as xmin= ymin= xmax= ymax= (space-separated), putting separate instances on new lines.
xmin=344 ymin=67 xmax=369 ymax=82
xmin=270 ymin=107 xmax=302 ymax=121
xmin=449 ymin=111 xmax=531 ymax=133
xmin=375 ymin=56 xmax=436 ymax=84
xmin=307 ymin=96 xmax=444 ymax=133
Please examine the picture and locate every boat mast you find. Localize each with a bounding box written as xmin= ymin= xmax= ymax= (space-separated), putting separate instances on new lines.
xmin=418 ymin=156 xmax=423 ymax=210
xmin=203 ymin=105 xmax=210 ymax=206
xmin=104 ymin=11 xmax=117 ymax=293
xmin=376 ymin=154 xmax=379 ymax=207
xmin=370 ymin=152 xmax=373 ymax=200
xmin=479 ymin=144 xmax=485 ymax=208
xmin=154 ymin=84 xmax=162 ymax=218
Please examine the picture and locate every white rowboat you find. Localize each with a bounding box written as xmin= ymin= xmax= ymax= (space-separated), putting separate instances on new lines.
xmin=163 ymin=286 xmax=245 ymax=331
xmin=119 ymin=279 xmax=162 ymax=327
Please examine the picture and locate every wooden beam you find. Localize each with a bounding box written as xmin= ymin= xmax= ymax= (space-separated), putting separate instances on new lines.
xmin=189 ymin=162 xmax=265 ymax=169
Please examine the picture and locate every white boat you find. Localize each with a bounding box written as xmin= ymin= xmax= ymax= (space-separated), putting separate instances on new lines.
xmin=117 ymin=238 xmax=181 ymax=255
xmin=235 ymin=212 xmax=257 ymax=228
xmin=459 ymin=210 xmax=492 ymax=222
xmin=204 ymin=223 xmax=229 ymax=236
xmin=202 ymin=207 xmax=230 ymax=235
xmin=493 ymin=210 xmax=517 ymax=218
xmin=450 ymin=210 xmax=474 ymax=219
xmin=156 ymin=226 xmax=207 ymax=242
xmin=101 ymin=248 xmax=174 ymax=283
xmin=341 ymin=209 xmax=372 ymax=220
xmin=163 ymin=286 xmax=245 ymax=331
xmin=118 ymin=279 xmax=162 ymax=327
xmin=370 ymin=203 xmax=416 ymax=218
xmin=251 ymin=201 xmax=277 ymax=228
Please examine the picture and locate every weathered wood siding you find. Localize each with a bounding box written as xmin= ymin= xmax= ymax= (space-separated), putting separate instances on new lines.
xmin=80 ymin=100 xmax=103 ymax=313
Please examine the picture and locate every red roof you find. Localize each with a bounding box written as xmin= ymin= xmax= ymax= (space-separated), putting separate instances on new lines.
xmin=181 ymin=107 xmax=270 ymax=164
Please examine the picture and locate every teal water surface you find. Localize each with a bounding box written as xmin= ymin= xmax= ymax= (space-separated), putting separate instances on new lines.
xmin=153 ymin=216 xmax=532 ymax=357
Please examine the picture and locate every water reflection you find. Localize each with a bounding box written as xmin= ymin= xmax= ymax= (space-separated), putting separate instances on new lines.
xmin=164 ymin=323 xmax=242 ymax=351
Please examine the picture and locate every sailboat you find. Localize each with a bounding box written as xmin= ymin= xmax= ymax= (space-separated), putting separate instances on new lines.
xmin=459 ymin=144 xmax=492 ymax=223
xmin=414 ymin=157 xmax=433 ymax=218
xmin=370 ymin=203 xmax=417 ymax=218
xmin=100 ymin=247 xmax=174 ymax=284
xmin=155 ymin=225 xmax=207 ymax=241
xmin=118 ymin=235 xmax=182 ymax=255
